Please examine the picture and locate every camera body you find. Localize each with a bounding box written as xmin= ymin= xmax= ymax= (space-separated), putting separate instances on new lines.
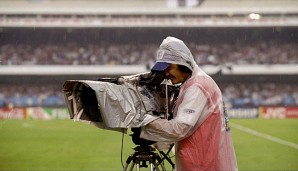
xmin=63 ymin=71 xmax=180 ymax=144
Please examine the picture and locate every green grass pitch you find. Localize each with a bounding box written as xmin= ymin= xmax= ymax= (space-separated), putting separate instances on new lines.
xmin=0 ymin=119 xmax=297 ymax=170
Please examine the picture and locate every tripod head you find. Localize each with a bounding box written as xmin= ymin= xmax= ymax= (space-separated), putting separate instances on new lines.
xmin=124 ymin=135 xmax=175 ymax=171
xmin=130 ymin=127 xmax=155 ymax=146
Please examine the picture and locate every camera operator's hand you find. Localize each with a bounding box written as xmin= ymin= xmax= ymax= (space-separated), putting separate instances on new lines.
xmin=139 ymin=71 xmax=166 ymax=90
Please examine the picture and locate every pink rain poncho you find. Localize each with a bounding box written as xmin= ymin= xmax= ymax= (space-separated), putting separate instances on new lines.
xmin=140 ymin=37 xmax=238 ymax=171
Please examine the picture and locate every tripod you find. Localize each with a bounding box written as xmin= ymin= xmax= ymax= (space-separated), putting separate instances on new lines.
xmin=123 ymin=145 xmax=174 ymax=171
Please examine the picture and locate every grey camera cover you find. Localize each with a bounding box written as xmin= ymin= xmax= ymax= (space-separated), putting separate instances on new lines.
xmin=63 ymin=79 xmax=159 ymax=131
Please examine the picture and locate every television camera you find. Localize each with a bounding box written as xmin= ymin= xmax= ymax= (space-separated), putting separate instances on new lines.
xmin=63 ymin=71 xmax=180 ymax=170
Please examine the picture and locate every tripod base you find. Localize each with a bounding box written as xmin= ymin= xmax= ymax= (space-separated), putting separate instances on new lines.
xmin=123 ymin=145 xmax=167 ymax=171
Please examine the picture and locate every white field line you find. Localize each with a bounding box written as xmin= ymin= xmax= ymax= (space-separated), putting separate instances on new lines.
xmin=230 ymin=122 xmax=298 ymax=150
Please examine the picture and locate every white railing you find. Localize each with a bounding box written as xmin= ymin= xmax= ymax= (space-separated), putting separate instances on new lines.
xmin=0 ymin=64 xmax=297 ymax=76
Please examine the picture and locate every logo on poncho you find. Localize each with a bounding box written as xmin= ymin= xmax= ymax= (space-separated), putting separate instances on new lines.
xmin=183 ymin=108 xmax=195 ymax=114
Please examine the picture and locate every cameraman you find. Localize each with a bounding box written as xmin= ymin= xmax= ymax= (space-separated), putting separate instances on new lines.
xmin=139 ymin=37 xmax=238 ymax=171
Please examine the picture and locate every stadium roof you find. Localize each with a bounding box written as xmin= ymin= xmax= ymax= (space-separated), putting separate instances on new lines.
xmin=0 ymin=0 xmax=297 ymax=27
xmin=0 ymin=0 xmax=297 ymax=15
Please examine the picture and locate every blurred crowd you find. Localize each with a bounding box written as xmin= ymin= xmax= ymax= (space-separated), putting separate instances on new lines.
xmin=1 ymin=41 xmax=297 ymax=65
xmin=0 ymin=84 xmax=65 ymax=108
xmin=0 ymin=83 xmax=297 ymax=108
xmin=1 ymin=39 xmax=297 ymax=108
xmin=221 ymin=83 xmax=298 ymax=108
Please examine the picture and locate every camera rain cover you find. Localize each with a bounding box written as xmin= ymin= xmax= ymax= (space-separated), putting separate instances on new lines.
xmin=63 ymin=79 xmax=159 ymax=131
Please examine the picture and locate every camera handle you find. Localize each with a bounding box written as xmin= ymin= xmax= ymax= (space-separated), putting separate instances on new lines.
xmin=163 ymin=79 xmax=173 ymax=120
xmin=165 ymin=80 xmax=168 ymax=119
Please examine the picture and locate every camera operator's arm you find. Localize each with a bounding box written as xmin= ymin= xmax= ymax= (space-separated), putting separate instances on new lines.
xmin=140 ymin=85 xmax=208 ymax=143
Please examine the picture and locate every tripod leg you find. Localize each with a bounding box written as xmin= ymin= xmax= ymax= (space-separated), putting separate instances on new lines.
xmin=123 ymin=155 xmax=135 ymax=171
xmin=159 ymin=151 xmax=175 ymax=169
xmin=150 ymin=163 xmax=154 ymax=171
xmin=129 ymin=162 xmax=135 ymax=171
xmin=155 ymin=154 xmax=167 ymax=171
xmin=136 ymin=163 xmax=140 ymax=171
xmin=149 ymin=157 xmax=160 ymax=171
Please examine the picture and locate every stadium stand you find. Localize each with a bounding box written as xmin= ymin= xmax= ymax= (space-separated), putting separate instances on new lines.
xmin=0 ymin=0 xmax=297 ymax=111
xmin=1 ymin=82 xmax=298 ymax=108
xmin=0 ymin=40 xmax=297 ymax=65
xmin=0 ymin=84 xmax=65 ymax=107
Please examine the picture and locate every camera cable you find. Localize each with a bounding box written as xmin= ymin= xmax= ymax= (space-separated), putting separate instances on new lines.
xmin=120 ymin=128 xmax=125 ymax=168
